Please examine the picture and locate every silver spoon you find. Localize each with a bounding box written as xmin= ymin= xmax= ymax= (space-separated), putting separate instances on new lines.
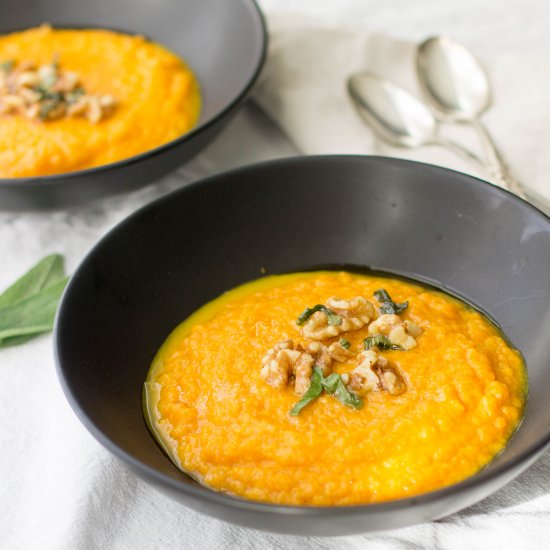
xmin=347 ymin=72 xmax=484 ymax=168
xmin=416 ymin=36 xmax=527 ymax=199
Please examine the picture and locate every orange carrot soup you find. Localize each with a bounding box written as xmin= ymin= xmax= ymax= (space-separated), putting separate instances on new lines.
xmin=0 ymin=25 xmax=200 ymax=177
xmin=144 ymin=271 xmax=526 ymax=506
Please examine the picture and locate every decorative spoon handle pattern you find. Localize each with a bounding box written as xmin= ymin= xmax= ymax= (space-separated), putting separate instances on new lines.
xmin=469 ymin=118 xmax=527 ymax=199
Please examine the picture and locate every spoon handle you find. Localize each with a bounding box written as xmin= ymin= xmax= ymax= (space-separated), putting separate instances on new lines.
xmin=433 ymin=137 xmax=486 ymax=170
xmin=469 ymin=118 xmax=527 ymax=199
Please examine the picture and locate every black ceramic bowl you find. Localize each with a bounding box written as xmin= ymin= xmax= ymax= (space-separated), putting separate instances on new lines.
xmin=54 ymin=156 xmax=550 ymax=536
xmin=0 ymin=0 xmax=266 ymax=210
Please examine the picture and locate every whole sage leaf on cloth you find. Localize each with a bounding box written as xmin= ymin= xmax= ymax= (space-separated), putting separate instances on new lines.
xmin=0 ymin=254 xmax=69 ymax=348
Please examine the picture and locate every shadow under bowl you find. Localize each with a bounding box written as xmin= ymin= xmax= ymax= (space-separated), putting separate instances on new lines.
xmin=54 ymin=155 xmax=550 ymax=535
xmin=0 ymin=0 xmax=266 ymax=210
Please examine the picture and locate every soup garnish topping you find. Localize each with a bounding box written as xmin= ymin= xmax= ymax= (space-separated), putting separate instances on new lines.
xmin=261 ymin=289 xmax=422 ymax=415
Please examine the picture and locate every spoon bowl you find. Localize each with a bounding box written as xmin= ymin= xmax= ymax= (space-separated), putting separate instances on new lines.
xmin=415 ymin=35 xmax=527 ymax=199
xmin=416 ymin=36 xmax=492 ymax=121
xmin=348 ymin=73 xmax=437 ymax=148
xmin=347 ymin=72 xmax=483 ymax=167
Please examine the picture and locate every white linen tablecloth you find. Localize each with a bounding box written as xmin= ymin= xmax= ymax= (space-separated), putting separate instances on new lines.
xmin=2 ymin=1 xmax=550 ymax=548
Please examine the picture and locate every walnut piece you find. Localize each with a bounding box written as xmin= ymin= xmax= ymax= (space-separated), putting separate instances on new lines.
xmin=347 ymin=350 xmax=386 ymax=396
xmin=0 ymin=58 xmax=116 ymax=123
xmin=293 ymin=353 xmax=314 ymax=396
xmin=373 ymin=364 xmax=407 ymax=396
xmin=302 ymin=296 xmax=375 ymax=341
xmin=260 ymin=340 xmax=301 ymax=390
xmin=304 ymin=341 xmax=332 ymax=376
xmin=260 ymin=340 xmax=333 ymax=396
xmin=347 ymin=349 xmax=407 ymax=397
xmin=328 ymin=340 xmax=355 ymax=363
xmin=293 ymin=341 xmax=333 ymax=395
xmin=301 ymin=310 xmax=339 ymax=340
xmin=368 ymin=314 xmax=422 ymax=350
xmin=404 ymin=320 xmax=423 ymax=338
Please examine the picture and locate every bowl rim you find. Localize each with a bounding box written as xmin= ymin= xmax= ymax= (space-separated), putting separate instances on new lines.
xmin=54 ymin=155 xmax=550 ymax=516
xmin=0 ymin=0 xmax=267 ymax=187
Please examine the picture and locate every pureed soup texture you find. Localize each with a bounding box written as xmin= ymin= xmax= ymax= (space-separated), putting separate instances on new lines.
xmin=0 ymin=25 xmax=200 ymax=177
xmin=144 ymin=271 xmax=526 ymax=506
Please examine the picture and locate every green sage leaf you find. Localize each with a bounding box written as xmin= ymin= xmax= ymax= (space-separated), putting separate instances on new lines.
xmin=321 ymin=373 xmax=341 ymax=394
xmin=374 ymin=288 xmax=408 ymax=314
xmin=0 ymin=254 xmax=65 ymax=308
xmin=0 ymin=60 xmax=14 ymax=72
xmin=339 ymin=337 xmax=351 ymax=350
xmin=0 ymin=334 xmax=36 ymax=348
xmin=364 ymin=335 xmax=403 ymax=351
xmin=333 ymin=378 xmax=363 ymax=409
xmin=290 ymin=367 xmax=364 ymax=416
xmin=296 ymin=304 xmax=342 ymax=327
xmin=289 ymin=366 xmax=324 ymax=416
xmin=0 ymin=278 xmax=68 ymax=344
xmin=0 ymin=254 xmax=69 ymax=348
xmin=65 ymin=87 xmax=85 ymax=104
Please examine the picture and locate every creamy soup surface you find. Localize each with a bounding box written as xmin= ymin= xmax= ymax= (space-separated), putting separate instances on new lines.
xmin=144 ymin=271 xmax=526 ymax=506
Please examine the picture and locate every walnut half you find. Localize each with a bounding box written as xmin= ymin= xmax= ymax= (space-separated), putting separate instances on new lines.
xmin=328 ymin=340 xmax=355 ymax=363
xmin=301 ymin=296 xmax=375 ymax=341
xmin=373 ymin=364 xmax=407 ymax=396
xmin=347 ymin=349 xmax=407 ymax=397
xmin=0 ymin=58 xmax=116 ymax=123
xmin=260 ymin=340 xmax=333 ymax=396
xmin=260 ymin=340 xmax=300 ymax=390
xmin=347 ymin=350 xmax=385 ymax=396
xmin=368 ymin=314 xmax=423 ymax=350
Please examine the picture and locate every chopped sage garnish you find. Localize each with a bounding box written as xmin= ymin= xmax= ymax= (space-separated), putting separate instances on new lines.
xmin=34 ymin=86 xmax=62 ymax=102
xmin=296 ymin=304 xmax=342 ymax=327
xmin=289 ymin=366 xmax=363 ymax=416
xmin=333 ymin=377 xmax=363 ymax=409
xmin=374 ymin=288 xmax=408 ymax=315
xmin=321 ymin=372 xmax=341 ymax=394
xmin=322 ymin=372 xmax=362 ymax=408
xmin=39 ymin=99 xmax=62 ymax=120
xmin=339 ymin=337 xmax=351 ymax=350
xmin=65 ymin=87 xmax=85 ymax=104
xmin=0 ymin=60 xmax=14 ymax=72
xmin=0 ymin=58 xmax=116 ymax=123
xmin=289 ymin=366 xmax=323 ymax=416
xmin=364 ymin=335 xmax=403 ymax=351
